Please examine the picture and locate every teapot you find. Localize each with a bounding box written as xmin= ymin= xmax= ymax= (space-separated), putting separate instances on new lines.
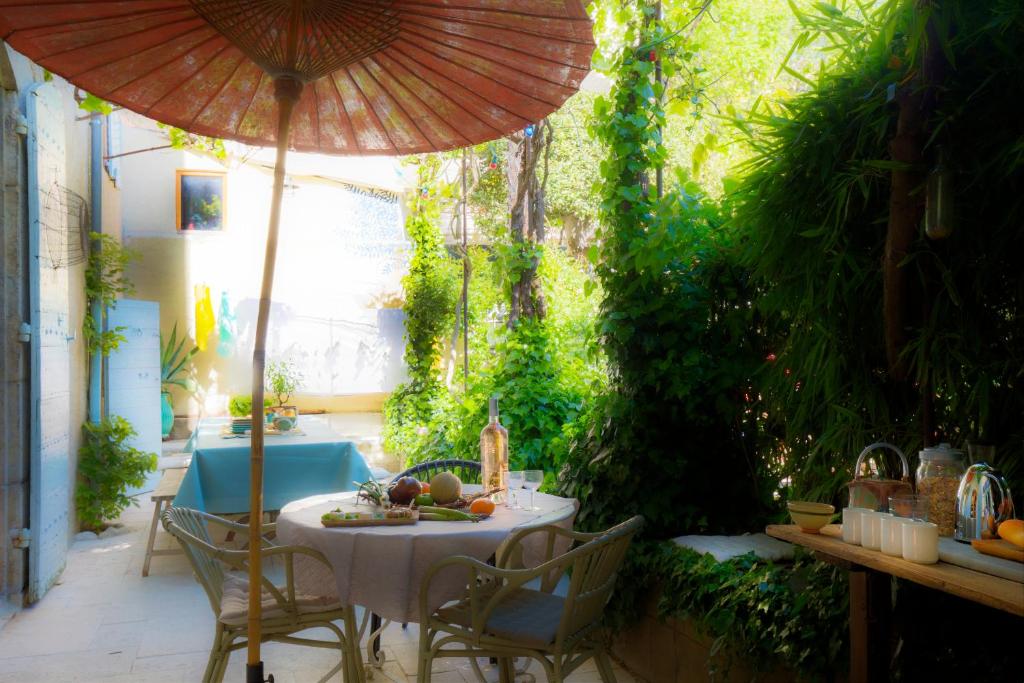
xmin=847 ymin=442 xmax=913 ymax=511
xmin=954 ymin=462 xmax=1015 ymax=542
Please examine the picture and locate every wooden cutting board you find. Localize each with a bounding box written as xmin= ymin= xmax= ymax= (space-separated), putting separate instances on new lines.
xmin=321 ymin=509 xmax=419 ymax=527
xmin=972 ymin=539 xmax=1024 ymax=564
xmin=820 ymin=524 xmax=839 ymax=537
xmin=938 ymin=538 xmax=1024 ymax=582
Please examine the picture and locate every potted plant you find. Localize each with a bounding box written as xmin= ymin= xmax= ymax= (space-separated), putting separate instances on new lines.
xmin=76 ymin=416 xmax=157 ymax=531
xmin=266 ymin=360 xmax=302 ymax=431
xmin=228 ymin=394 xmax=272 ymax=418
xmin=227 ymin=394 xmax=272 ymax=434
xmin=160 ymin=323 xmax=198 ymax=439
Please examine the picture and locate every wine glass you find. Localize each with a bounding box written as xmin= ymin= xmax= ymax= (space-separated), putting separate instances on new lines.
xmin=524 ymin=470 xmax=543 ymax=511
xmin=507 ymin=470 xmax=524 ymax=509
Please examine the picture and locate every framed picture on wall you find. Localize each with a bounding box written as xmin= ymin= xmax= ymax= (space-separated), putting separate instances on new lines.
xmin=176 ymin=170 xmax=226 ymax=231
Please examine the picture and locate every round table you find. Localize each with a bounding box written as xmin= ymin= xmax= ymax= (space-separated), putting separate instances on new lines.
xmin=277 ymin=486 xmax=578 ymax=624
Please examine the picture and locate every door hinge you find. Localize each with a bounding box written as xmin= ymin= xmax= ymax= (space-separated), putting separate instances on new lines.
xmin=18 ymin=322 xmax=31 ymax=343
xmin=11 ymin=528 xmax=31 ymax=549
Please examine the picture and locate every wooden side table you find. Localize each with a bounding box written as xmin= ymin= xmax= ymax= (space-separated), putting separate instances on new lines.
xmin=141 ymin=467 xmax=186 ymax=576
xmin=767 ymin=524 xmax=1024 ymax=683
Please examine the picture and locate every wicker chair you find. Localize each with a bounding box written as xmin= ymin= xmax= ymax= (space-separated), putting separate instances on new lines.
xmin=162 ymin=507 xmax=354 ymax=683
xmin=391 ymin=458 xmax=482 ymax=485
xmin=417 ymin=516 xmax=644 ymax=683
xmin=367 ymin=458 xmax=484 ymax=661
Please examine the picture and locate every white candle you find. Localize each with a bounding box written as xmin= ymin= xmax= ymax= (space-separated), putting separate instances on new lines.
xmin=880 ymin=513 xmax=903 ymax=556
xmin=842 ymin=507 xmax=868 ymax=545
xmin=861 ymin=510 xmax=885 ymax=550
xmin=901 ymin=520 xmax=939 ymax=564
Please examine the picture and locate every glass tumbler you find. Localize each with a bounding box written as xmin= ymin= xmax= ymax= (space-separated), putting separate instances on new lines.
xmin=889 ymin=494 xmax=929 ymax=521
xmin=507 ymin=470 xmax=524 ymax=509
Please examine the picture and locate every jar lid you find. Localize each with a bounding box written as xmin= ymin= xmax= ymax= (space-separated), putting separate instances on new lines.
xmin=919 ymin=443 xmax=963 ymax=461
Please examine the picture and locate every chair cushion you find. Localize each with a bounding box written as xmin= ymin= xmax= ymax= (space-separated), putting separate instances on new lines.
xmin=219 ymin=575 xmax=342 ymax=626
xmin=436 ymin=587 xmax=565 ymax=649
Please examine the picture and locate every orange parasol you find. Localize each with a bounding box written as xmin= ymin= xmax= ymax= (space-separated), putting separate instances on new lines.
xmin=0 ymin=1 xmax=593 ymax=680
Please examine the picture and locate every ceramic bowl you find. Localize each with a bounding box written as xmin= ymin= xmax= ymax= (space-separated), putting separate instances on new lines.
xmin=787 ymin=501 xmax=836 ymax=533
xmin=272 ymin=415 xmax=296 ymax=432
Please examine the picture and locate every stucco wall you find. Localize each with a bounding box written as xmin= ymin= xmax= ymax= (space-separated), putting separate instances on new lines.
xmin=118 ymin=114 xmax=411 ymax=417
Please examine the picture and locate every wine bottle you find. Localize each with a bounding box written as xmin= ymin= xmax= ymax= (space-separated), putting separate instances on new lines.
xmin=479 ymin=397 xmax=508 ymax=503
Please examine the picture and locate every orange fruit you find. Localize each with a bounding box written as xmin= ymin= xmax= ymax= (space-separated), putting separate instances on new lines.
xmin=469 ymin=498 xmax=496 ymax=516
xmin=420 ymin=482 xmax=430 ymax=493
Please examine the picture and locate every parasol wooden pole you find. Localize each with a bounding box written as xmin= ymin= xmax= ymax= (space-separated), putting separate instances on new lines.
xmin=247 ymin=75 xmax=303 ymax=683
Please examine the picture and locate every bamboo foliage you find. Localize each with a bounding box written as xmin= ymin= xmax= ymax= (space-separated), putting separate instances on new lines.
xmin=735 ymin=0 xmax=1024 ymax=499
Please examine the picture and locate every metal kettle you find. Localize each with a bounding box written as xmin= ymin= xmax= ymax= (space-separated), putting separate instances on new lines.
xmin=954 ymin=462 xmax=1015 ymax=542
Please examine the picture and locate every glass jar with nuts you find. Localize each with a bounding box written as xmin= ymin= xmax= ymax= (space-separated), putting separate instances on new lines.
xmin=916 ymin=443 xmax=967 ymax=536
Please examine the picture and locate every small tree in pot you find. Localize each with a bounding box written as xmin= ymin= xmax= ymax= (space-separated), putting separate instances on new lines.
xmin=266 ymin=360 xmax=302 ymax=431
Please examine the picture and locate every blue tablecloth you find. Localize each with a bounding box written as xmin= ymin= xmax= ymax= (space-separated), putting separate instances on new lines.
xmin=174 ymin=418 xmax=371 ymax=514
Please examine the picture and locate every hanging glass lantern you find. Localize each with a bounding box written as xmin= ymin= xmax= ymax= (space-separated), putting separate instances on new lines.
xmin=925 ymin=147 xmax=954 ymax=240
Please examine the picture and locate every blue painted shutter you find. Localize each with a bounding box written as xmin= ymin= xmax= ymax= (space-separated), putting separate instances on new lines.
xmin=27 ymin=82 xmax=72 ymax=602
xmin=106 ymin=300 xmax=162 ymax=496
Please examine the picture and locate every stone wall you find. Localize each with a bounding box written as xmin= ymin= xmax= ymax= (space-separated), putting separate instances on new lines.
xmin=613 ymin=594 xmax=795 ymax=683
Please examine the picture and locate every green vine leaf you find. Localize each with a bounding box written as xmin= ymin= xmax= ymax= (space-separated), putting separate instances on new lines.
xmin=78 ymin=93 xmax=112 ymax=116
xmin=84 ymin=234 xmax=138 ymax=357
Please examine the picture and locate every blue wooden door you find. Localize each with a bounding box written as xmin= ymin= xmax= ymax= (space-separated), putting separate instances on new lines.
xmin=106 ymin=300 xmax=162 ymax=495
xmin=26 ymin=82 xmax=71 ymax=602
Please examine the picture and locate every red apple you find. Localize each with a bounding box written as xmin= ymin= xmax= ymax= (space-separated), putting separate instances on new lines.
xmin=388 ymin=477 xmax=422 ymax=505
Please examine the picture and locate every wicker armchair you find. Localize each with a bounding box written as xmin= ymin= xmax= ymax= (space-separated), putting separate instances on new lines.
xmin=417 ymin=516 xmax=644 ymax=683
xmin=367 ymin=458 xmax=484 ymax=661
xmin=391 ymin=458 xmax=482 ymax=485
xmin=162 ymin=507 xmax=355 ymax=683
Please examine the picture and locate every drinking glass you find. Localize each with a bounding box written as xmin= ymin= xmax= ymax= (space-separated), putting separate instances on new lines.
xmin=888 ymin=494 xmax=929 ymax=521
xmin=507 ymin=470 xmax=525 ymax=509
xmin=524 ymin=470 xmax=544 ymax=511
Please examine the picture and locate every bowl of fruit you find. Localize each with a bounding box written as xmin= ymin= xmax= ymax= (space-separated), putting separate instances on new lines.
xmin=352 ymin=472 xmax=499 ymax=523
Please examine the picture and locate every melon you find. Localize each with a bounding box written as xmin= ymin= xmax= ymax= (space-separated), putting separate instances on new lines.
xmin=429 ymin=472 xmax=462 ymax=504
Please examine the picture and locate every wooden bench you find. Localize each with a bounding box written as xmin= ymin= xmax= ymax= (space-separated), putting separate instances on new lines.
xmin=142 ymin=467 xmax=186 ymax=577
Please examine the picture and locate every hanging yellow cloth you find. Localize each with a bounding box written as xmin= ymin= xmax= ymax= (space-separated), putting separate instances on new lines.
xmin=194 ymin=284 xmax=216 ymax=351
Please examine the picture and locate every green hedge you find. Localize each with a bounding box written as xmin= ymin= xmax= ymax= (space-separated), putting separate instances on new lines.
xmin=635 ymin=543 xmax=848 ymax=681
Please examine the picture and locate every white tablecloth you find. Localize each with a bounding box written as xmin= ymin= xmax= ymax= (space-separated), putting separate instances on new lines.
xmin=277 ymin=487 xmax=579 ymax=623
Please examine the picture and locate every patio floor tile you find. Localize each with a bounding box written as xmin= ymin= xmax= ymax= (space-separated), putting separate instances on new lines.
xmin=129 ymin=651 xmax=209 ymax=679
xmin=0 ymin=649 xmax=135 ymax=682
xmin=0 ymin=603 xmax=104 ymax=659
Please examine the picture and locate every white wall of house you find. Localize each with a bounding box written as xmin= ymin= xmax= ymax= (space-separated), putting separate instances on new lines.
xmin=118 ymin=114 xmax=413 ymax=417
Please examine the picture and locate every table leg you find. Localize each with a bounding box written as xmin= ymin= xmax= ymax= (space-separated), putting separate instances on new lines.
xmin=370 ymin=612 xmax=382 ymax=664
xmin=849 ymin=567 xmax=891 ymax=683
xmin=497 ymin=658 xmax=514 ymax=683
xmin=142 ymin=499 xmax=163 ymax=577
xmin=225 ymin=513 xmax=246 ymax=545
